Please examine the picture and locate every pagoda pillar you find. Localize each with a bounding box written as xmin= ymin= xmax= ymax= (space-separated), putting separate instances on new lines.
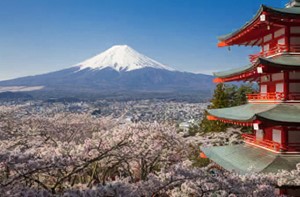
xmin=284 ymin=71 xmax=289 ymax=100
xmin=285 ymin=25 xmax=291 ymax=52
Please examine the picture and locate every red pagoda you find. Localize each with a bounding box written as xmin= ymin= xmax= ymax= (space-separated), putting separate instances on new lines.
xmin=201 ymin=1 xmax=300 ymax=195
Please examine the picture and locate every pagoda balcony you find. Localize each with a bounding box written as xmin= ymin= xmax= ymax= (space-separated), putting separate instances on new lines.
xmin=247 ymin=92 xmax=285 ymax=102
xmin=249 ymin=44 xmax=288 ymax=64
xmin=242 ymin=134 xmax=282 ymax=152
xmin=242 ymin=134 xmax=300 ymax=152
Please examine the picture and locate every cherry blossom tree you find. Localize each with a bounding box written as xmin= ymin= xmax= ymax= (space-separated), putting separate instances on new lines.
xmin=0 ymin=105 xmax=299 ymax=196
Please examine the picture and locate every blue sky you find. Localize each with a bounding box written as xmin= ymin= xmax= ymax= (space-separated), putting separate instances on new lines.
xmin=0 ymin=0 xmax=287 ymax=80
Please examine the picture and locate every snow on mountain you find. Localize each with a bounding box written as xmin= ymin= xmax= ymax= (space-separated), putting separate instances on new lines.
xmin=76 ymin=45 xmax=175 ymax=72
xmin=0 ymin=44 xmax=214 ymax=100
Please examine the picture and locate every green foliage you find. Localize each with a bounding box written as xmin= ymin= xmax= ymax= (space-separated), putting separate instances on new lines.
xmin=210 ymin=83 xmax=229 ymax=109
xmin=196 ymin=83 xmax=256 ymax=133
xmin=231 ymin=84 xmax=256 ymax=106
xmin=189 ymin=146 xmax=210 ymax=167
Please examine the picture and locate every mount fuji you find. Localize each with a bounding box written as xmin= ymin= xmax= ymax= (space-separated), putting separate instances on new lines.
xmin=0 ymin=45 xmax=214 ymax=100
xmin=77 ymin=45 xmax=175 ymax=72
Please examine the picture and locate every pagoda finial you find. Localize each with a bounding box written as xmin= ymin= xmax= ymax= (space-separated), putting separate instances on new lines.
xmin=286 ymin=0 xmax=300 ymax=7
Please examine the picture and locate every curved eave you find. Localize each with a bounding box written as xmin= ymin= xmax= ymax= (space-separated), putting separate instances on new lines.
xmin=259 ymin=55 xmax=300 ymax=69
xmin=207 ymin=103 xmax=300 ymax=124
xmin=218 ymin=5 xmax=264 ymax=46
xmin=207 ymin=104 xmax=277 ymax=122
xmin=201 ymin=144 xmax=300 ymax=174
xmin=213 ymin=55 xmax=300 ymax=83
xmin=217 ymin=6 xmax=262 ymax=41
xmin=213 ymin=65 xmax=254 ymax=82
xmin=256 ymin=103 xmax=300 ymax=124
xmin=218 ymin=5 xmax=300 ymax=47
xmin=266 ymin=5 xmax=300 ymax=16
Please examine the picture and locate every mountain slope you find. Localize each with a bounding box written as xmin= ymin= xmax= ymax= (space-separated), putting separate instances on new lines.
xmin=0 ymin=45 xmax=214 ymax=100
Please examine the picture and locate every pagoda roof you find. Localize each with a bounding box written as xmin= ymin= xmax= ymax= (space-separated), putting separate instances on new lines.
xmin=213 ymin=64 xmax=253 ymax=79
xmin=207 ymin=103 xmax=300 ymax=124
xmin=201 ymin=144 xmax=300 ymax=174
xmin=218 ymin=5 xmax=300 ymax=47
xmin=258 ymin=103 xmax=300 ymax=123
xmin=260 ymin=55 xmax=300 ymax=68
xmin=213 ymin=55 xmax=300 ymax=82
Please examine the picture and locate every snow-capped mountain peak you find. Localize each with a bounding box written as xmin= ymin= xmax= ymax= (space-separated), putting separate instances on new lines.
xmin=76 ymin=45 xmax=175 ymax=72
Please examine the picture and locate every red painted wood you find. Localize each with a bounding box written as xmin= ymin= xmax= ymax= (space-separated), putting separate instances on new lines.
xmin=218 ymin=10 xmax=300 ymax=47
xmin=242 ymin=133 xmax=282 ymax=152
xmin=282 ymin=127 xmax=288 ymax=150
xmin=284 ymin=71 xmax=289 ymax=100
xmin=264 ymin=127 xmax=273 ymax=141
xmin=286 ymin=25 xmax=291 ymax=52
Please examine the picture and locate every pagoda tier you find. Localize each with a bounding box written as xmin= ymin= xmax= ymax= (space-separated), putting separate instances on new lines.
xmin=207 ymin=103 xmax=300 ymax=123
xmin=218 ymin=4 xmax=300 ymax=48
xmin=214 ymin=54 xmax=300 ymax=83
xmin=207 ymin=103 xmax=300 ymax=153
xmin=214 ymin=54 xmax=300 ymax=102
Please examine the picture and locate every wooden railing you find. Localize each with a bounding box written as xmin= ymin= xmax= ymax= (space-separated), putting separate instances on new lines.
xmin=243 ymin=134 xmax=300 ymax=152
xmin=249 ymin=44 xmax=288 ymax=63
xmin=242 ymin=134 xmax=282 ymax=152
xmin=247 ymin=92 xmax=285 ymax=101
xmin=249 ymin=44 xmax=300 ymax=63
